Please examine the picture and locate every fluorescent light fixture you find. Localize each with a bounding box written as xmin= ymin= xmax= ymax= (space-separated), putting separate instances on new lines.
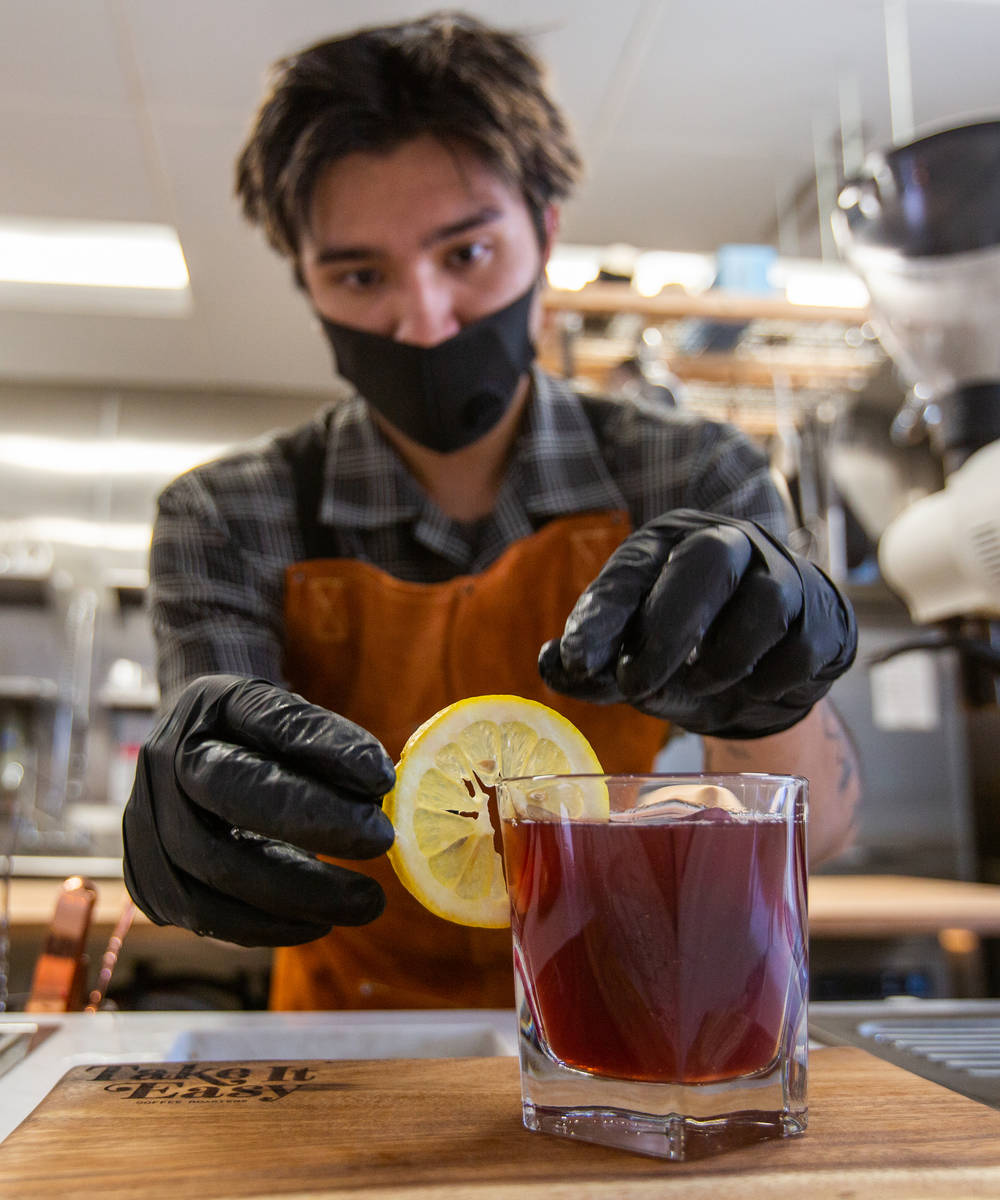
xmin=0 ymin=216 xmax=192 ymax=315
xmin=0 ymin=434 xmax=229 ymax=477
xmin=769 ymin=258 xmax=870 ymax=309
xmin=548 ymin=244 xmax=718 ymax=296
xmin=546 ymin=245 xmax=603 ymax=292
xmin=4 ymin=516 xmax=154 ymax=553
xmin=548 ymin=242 xmax=869 ymax=309
xmin=0 ymin=217 xmax=189 ymax=288
xmin=633 ymin=251 xmax=716 ymax=297
xmin=1 ymin=515 xmax=152 ymax=553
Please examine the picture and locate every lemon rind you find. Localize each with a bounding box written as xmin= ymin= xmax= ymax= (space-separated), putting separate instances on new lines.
xmin=383 ymin=695 xmax=604 ymax=927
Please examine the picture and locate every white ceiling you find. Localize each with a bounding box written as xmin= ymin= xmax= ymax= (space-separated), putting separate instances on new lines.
xmin=2 ymin=0 xmax=999 ymax=393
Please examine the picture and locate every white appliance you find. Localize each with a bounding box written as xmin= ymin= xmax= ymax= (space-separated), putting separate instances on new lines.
xmin=833 ymin=120 xmax=1000 ymax=626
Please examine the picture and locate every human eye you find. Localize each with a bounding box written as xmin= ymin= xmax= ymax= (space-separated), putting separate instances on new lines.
xmin=446 ymin=239 xmax=491 ymax=270
xmin=335 ymin=265 xmax=383 ymax=291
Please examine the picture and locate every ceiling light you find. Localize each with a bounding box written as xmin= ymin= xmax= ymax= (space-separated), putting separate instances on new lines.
xmin=2 ymin=516 xmax=152 ymax=553
xmin=546 ymin=245 xmax=602 ymax=292
xmin=633 ymin=251 xmax=716 ymax=297
xmin=546 ymin=243 xmax=869 ymax=309
xmin=769 ymin=258 xmax=870 ymax=309
xmin=0 ymin=217 xmax=189 ymax=288
xmin=0 ymin=216 xmax=192 ymax=315
xmin=0 ymin=434 xmax=228 ymax=477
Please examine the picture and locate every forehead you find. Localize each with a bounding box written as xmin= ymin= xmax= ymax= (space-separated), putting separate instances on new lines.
xmin=302 ymin=135 xmax=529 ymax=250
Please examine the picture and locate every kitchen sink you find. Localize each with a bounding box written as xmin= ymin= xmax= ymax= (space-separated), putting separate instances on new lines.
xmin=0 ymin=1026 xmax=36 ymax=1079
xmin=0 ymin=1022 xmax=60 ymax=1081
xmin=166 ymin=1019 xmax=516 ymax=1062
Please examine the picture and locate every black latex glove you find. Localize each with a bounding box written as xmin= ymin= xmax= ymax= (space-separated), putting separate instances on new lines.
xmin=539 ymin=509 xmax=857 ymax=739
xmin=123 ymin=674 xmax=396 ymax=946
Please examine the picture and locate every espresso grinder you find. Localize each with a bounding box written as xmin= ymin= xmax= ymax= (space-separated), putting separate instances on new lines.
xmin=833 ymin=119 xmax=1000 ymax=914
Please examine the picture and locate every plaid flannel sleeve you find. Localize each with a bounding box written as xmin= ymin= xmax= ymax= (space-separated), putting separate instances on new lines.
xmin=147 ymin=454 xmax=297 ymax=711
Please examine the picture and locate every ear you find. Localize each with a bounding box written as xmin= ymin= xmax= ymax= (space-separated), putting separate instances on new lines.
xmin=539 ymin=204 xmax=561 ymax=268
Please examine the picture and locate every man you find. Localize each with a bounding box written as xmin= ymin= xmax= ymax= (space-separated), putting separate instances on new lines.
xmin=124 ymin=12 xmax=860 ymax=1010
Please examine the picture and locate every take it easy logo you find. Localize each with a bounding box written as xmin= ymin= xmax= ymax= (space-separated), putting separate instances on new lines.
xmin=81 ymin=1062 xmax=355 ymax=1103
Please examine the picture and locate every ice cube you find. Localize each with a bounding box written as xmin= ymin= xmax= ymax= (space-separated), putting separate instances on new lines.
xmin=615 ymin=782 xmax=746 ymax=821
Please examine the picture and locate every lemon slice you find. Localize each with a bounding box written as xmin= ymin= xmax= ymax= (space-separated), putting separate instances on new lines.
xmin=383 ymin=695 xmax=605 ymax=927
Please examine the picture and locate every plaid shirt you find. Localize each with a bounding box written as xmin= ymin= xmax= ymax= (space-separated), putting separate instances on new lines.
xmin=150 ymin=368 xmax=787 ymax=707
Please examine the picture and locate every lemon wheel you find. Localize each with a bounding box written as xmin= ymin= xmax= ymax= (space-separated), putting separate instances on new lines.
xmin=383 ymin=695 xmax=604 ymax=927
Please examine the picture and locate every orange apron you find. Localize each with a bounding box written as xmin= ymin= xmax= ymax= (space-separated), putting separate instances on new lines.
xmin=270 ymin=510 xmax=668 ymax=1010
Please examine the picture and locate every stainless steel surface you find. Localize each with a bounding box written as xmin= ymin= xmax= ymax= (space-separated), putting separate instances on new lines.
xmin=0 ymin=1024 xmax=38 ymax=1081
xmin=811 ymin=998 xmax=1000 ymax=1109
xmin=165 ymin=1024 xmax=512 ymax=1063
xmin=9 ymin=856 xmax=124 ymax=879
xmin=833 ymin=122 xmax=1000 ymax=406
xmin=0 ymin=384 xmax=320 ymax=862
xmin=821 ymin=588 xmax=976 ymax=881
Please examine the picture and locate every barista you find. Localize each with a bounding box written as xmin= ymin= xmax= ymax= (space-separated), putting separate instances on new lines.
xmin=123 ymin=12 xmax=860 ymax=1011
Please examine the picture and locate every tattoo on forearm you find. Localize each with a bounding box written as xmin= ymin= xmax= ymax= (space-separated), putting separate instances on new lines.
xmin=703 ymin=741 xmax=751 ymax=771
xmin=821 ymin=704 xmax=858 ymax=795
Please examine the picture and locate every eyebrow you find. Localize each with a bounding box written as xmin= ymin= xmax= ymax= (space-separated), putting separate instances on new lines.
xmin=312 ymin=205 xmax=505 ymax=266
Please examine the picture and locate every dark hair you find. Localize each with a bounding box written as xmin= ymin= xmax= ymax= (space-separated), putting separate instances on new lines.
xmin=234 ymin=10 xmax=582 ymax=263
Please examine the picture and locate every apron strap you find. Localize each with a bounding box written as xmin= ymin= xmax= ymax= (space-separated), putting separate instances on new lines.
xmin=276 ymin=421 xmax=330 ymax=560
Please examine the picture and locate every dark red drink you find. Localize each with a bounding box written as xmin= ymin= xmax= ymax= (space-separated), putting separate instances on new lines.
xmin=502 ymin=810 xmax=807 ymax=1085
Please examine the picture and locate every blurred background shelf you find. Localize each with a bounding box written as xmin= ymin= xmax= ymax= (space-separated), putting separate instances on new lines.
xmin=542 ymin=281 xmax=870 ymax=323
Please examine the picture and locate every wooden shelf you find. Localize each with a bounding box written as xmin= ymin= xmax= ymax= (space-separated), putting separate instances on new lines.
xmin=0 ymin=676 xmax=58 ymax=704
xmin=538 ymin=344 xmax=875 ymax=389
xmin=542 ymin=281 xmax=870 ymax=324
xmin=538 ymin=282 xmax=881 ymax=433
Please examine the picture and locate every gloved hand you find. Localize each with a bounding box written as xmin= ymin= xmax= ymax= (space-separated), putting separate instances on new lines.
xmin=123 ymin=674 xmax=396 ymax=946
xmin=539 ymin=509 xmax=857 ymax=739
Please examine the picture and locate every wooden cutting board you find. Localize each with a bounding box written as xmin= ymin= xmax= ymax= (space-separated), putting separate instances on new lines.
xmin=2 ymin=1049 xmax=1000 ymax=1199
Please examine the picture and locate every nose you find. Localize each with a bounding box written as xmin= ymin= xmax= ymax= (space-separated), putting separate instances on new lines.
xmin=392 ymin=269 xmax=461 ymax=347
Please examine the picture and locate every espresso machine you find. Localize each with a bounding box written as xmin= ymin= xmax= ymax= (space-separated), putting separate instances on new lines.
xmin=834 ymin=119 xmax=1000 ymax=624
xmin=832 ymin=120 xmax=1000 ymax=961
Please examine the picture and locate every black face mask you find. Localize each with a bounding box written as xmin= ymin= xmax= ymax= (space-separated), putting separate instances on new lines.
xmin=317 ymin=285 xmax=537 ymax=453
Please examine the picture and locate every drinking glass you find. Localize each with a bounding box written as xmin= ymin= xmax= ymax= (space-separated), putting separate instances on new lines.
xmin=496 ymin=773 xmax=808 ymax=1162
